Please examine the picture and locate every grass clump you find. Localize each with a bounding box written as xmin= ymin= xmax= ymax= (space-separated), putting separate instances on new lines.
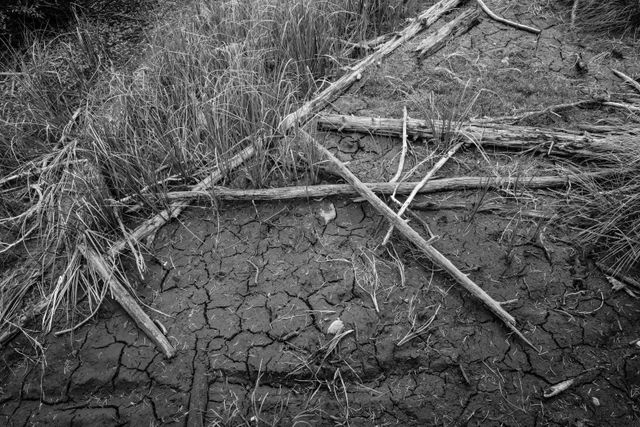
xmin=570 ymin=0 xmax=640 ymax=35
xmin=568 ymin=162 xmax=640 ymax=276
xmin=0 ymin=0 xmax=414 ymax=339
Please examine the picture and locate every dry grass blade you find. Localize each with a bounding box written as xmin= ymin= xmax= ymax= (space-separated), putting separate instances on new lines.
xmin=397 ymin=303 xmax=441 ymax=346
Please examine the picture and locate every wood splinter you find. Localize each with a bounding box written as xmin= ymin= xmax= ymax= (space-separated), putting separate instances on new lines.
xmin=299 ymin=129 xmax=538 ymax=351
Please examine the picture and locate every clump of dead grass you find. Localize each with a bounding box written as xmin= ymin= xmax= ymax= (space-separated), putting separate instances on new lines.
xmin=569 ymin=0 xmax=640 ymax=35
xmin=0 ymin=0 xmax=414 ymax=343
xmin=567 ymin=160 xmax=640 ymax=275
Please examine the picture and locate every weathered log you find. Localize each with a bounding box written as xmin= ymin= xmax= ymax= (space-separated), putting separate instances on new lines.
xmin=159 ymin=170 xmax=620 ymax=202
xmin=81 ymin=243 xmax=176 ymax=358
xmin=278 ymin=0 xmax=464 ymax=131
xmin=414 ymin=8 xmax=480 ymax=58
xmin=316 ymin=113 xmax=639 ymax=161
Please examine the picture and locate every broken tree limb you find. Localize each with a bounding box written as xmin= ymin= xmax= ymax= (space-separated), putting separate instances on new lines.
xmin=476 ymin=0 xmax=541 ymax=34
xmin=80 ymin=243 xmax=175 ymax=358
xmin=297 ymin=129 xmax=539 ymax=350
xmin=278 ymin=0 xmax=463 ymax=131
xmin=596 ymin=261 xmax=640 ymax=291
xmin=612 ymin=69 xmax=640 ymax=94
xmin=414 ymin=8 xmax=480 ymax=58
xmin=382 ymin=140 xmax=465 ymax=245
xmin=160 ymin=170 xmax=620 ymax=202
xmin=316 ymin=113 xmax=639 ymax=161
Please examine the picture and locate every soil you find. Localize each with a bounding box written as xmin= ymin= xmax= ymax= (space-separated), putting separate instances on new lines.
xmin=3 ymin=1 xmax=640 ymax=426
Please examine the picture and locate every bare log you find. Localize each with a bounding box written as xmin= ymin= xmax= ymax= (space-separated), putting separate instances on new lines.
xmin=297 ymin=130 xmax=540 ymax=349
xmin=316 ymin=113 xmax=639 ymax=161
xmin=278 ymin=0 xmax=464 ymax=131
xmin=160 ymin=170 xmax=619 ymax=202
xmin=414 ymin=8 xmax=480 ymax=58
xmin=80 ymin=243 xmax=175 ymax=358
xmin=476 ymin=0 xmax=541 ymax=34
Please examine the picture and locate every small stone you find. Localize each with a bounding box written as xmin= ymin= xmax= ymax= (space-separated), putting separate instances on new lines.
xmin=327 ymin=319 xmax=344 ymax=335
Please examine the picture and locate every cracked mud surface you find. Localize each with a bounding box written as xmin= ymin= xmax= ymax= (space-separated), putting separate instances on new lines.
xmin=3 ymin=1 xmax=640 ymax=425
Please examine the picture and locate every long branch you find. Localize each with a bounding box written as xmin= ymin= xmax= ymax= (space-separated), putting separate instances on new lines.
xmin=159 ymin=170 xmax=619 ymax=202
xmin=299 ymin=130 xmax=542 ymax=348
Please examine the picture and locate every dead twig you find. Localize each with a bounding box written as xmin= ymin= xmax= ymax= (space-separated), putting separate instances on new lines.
xmin=382 ymin=140 xmax=465 ymax=245
xmin=612 ymin=69 xmax=640 ymax=94
xmin=476 ymin=0 xmax=541 ymax=34
xmin=596 ymin=261 xmax=640 ymax=291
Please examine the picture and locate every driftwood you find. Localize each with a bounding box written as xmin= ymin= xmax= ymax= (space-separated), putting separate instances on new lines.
xmin=160 ymin=170 xmax=619 ymax=202
xmin=297 ymin=130 xmax=538 ymax=349
xmin=317 ymin=113 xmax=639 ymax=161
xmin=80 ymin=243 xmax=176 ymax=358
xmin=278 ymin=0 xmax=463 ymax=131
xmin=414 ymin=8 xmax=480 ymax=58
xmin=476 ymin=0 xmax=541 ymax=34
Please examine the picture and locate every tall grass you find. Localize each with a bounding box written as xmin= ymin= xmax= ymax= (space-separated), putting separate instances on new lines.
xmin=0 ymin=0 xmax=415 ymax=336
xmin=570 ymin=0 xmax=640 ymax=34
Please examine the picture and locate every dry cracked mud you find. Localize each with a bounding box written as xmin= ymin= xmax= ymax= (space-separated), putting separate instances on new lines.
xmin=2 ymin=1 xmax=640 ymax=426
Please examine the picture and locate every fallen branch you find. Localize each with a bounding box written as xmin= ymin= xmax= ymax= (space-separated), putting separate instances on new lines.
xmin=476 ymin=0 xmax=541 ymax=34
xmin=382 ymin=140 xmax=465 ymax=245
xmin=80 ymin=243 xmax=175 ymax=358
xmin=161 ymin=170 xmax=620 ymax=202
xmin=317 ymin=113 xmax=639 ymax=161
xmin=298 ymin=130 xmax=538 ymax=350
xmin=596 ymin=261 xmax=640 ymax=291
xmin=278 ymin=0 xmax=463 ymax=131
xmin=612 ymin=69 xmax=640 ymax=94
xmin=414 ymin=8 xmax=480 ymax=58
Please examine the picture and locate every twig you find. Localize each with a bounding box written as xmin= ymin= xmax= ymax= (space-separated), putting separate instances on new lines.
xmin=299 ymin=130 xmax=537 ymax=350
xmin=476 ymin=0 xmax=541 ymax=34
xmin=390 ymin=106 xmax=408 ymax=183
xmin=382 ymin=140 xmax=465 ymax=245
xmin=596 ymin=261 xmax=640 ymax=291
xmin=612 ymin=69 xmax=640 ymax=94
xmin=397 ymin=304 xmax=441 ymax=346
